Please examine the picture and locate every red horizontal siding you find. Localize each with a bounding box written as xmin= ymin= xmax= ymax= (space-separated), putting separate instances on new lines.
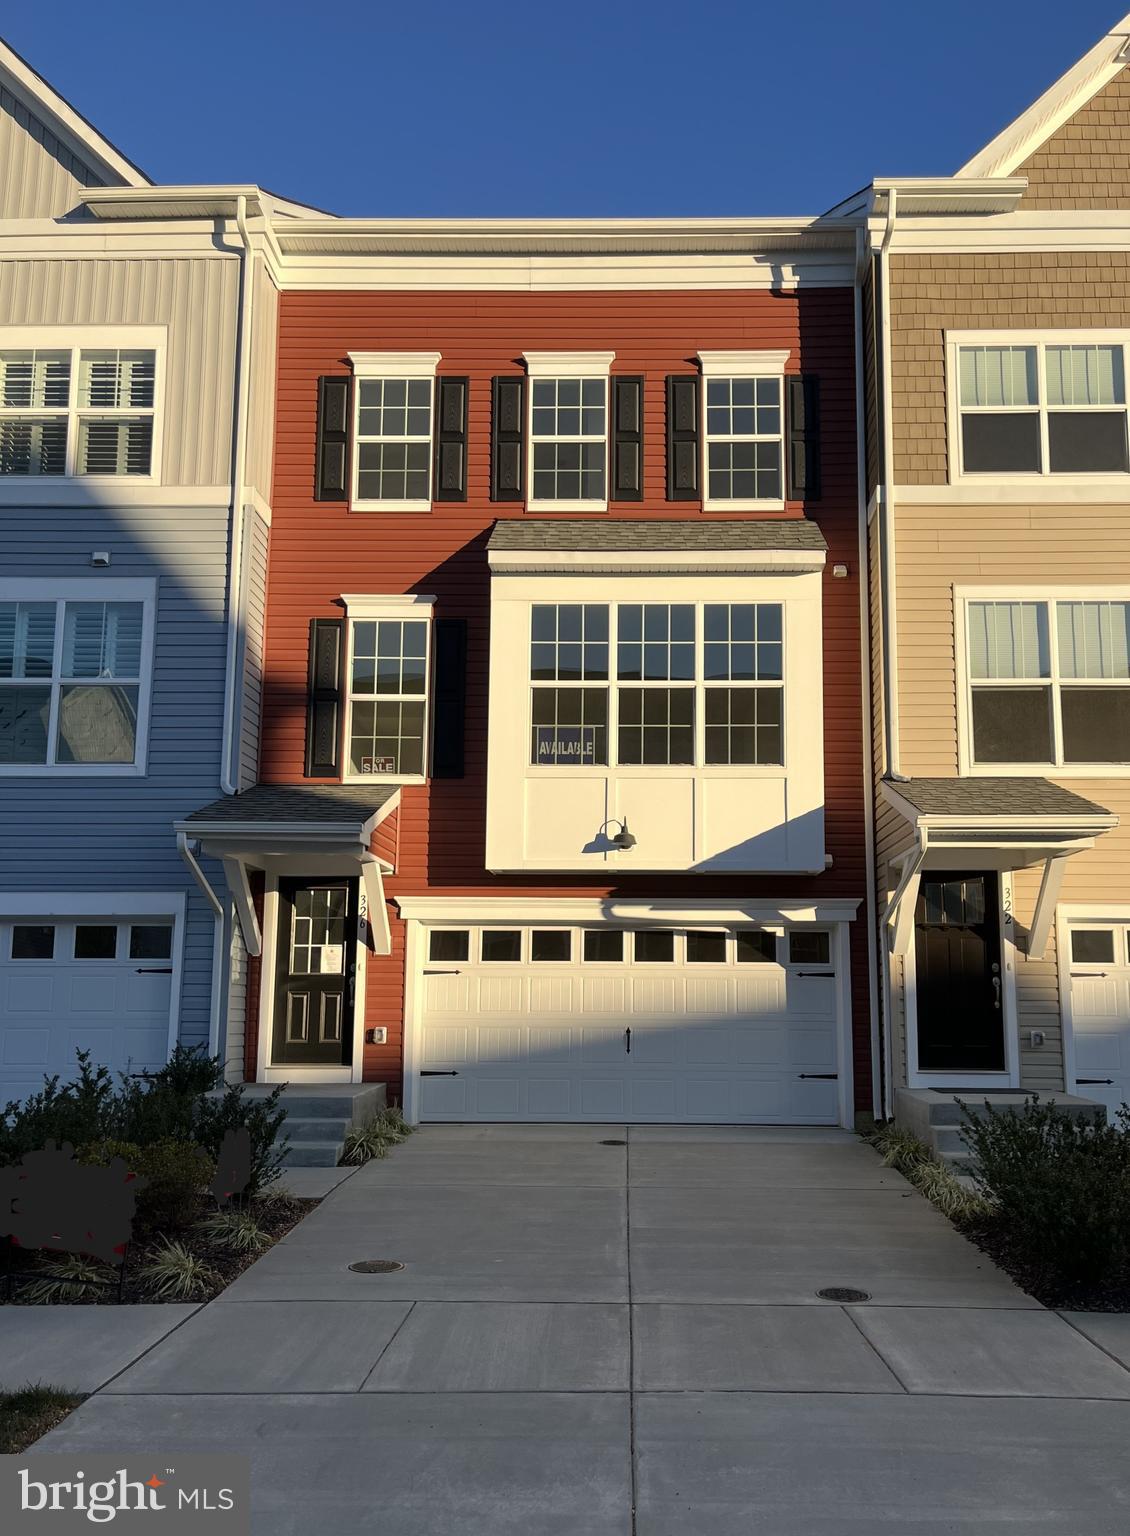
xmin=262 ymin=288 xmax=872 ymax=1110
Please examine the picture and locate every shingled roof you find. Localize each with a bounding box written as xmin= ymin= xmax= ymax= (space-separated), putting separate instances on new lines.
xmin=884 ymin=777 xmax=1111 ymax=820
xmin=487 ymin=518 xmax=826 ymax=552
xmin=184 ymin=784 xmax=398 ymax=825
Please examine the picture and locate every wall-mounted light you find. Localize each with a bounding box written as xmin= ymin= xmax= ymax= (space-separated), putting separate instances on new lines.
xmin=832 ymin=563 xmax=849 ymax=579
xmin=604 ymin=818 xmax=637 ymax=851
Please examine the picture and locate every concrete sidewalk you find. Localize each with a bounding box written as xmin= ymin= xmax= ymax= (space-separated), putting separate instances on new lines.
xmin=35 ymin=1125 xmax=1130 ymax=1533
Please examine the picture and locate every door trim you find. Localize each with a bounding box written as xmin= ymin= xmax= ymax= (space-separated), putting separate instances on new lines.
xmin=905 ymin=869 xmax=1020 ymax=1090
xmin=399 ymin=905 xmax=857 ymax=1129
xmin=256 ymin=873 xmax=366 ymax=1084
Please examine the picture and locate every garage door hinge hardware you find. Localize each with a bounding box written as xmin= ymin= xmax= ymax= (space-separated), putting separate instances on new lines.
xmin=421 ymin=1070 xmax=459 ymax=1077
xmin=798 ymin=1073 xmax=838 ymax=1080
xmin=135 ymin=967 xmax=173 ymax=974
xmin=1077 ymin=1078 xmax=1114 ymax=1085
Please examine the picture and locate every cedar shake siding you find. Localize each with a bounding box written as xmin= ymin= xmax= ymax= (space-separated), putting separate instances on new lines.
xmin=262 ymin=287 xmax=871 ymax=1108
xmin=1017 ymin=67 xmax=1130 ymax=210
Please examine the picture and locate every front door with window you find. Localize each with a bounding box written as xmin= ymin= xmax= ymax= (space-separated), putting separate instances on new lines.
xmin=272 ymin=879 xmax=356 ymax=1068
xmin=914 ymin=872 xmax=1005 ymax=1075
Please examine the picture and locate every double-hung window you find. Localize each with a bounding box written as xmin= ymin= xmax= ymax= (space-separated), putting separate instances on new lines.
xmin=349 ymin=353 xmax=440 ymax=510
xmin=0 ymin=336 xmax=160 ymax=480
xmin=0 ymin=580 xmax=154 ymax=772
xmin=343 ymin=596 xmax=434 ymax=779
xmin=699 ymin=351 xmax=788 ymax=509
xmin=952 ymin=335 xmax=1130 ymax=477
xmin=529 ymin=601 xmax=785 ymax=769
xmin=524 ymin=353 xmax=614 ymax=510
xmin=962 ymin=595 xmax=1130 ymax=769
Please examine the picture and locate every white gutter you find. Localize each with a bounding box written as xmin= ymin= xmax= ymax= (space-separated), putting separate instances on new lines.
xmin=853 ymin=226 xmax=883 ymax=1122
xmin=877 ymin=189 xmax=901 ymax=780
xmin=177 ymin=832 xmax=225 ymax=1058
xmin=219 ymin=193 xmax=255 ymax=797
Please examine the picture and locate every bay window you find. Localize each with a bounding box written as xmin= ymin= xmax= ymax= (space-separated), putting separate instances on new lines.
xmin=952 ymin=335 xmax=1130 ymax=477
xmin=963 ymin=595 xmax=1130 ymax=768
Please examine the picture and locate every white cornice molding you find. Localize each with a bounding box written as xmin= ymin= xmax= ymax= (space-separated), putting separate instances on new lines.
xmin=522 ymin=351 xmax=615 ymax=376
xmin=698 ymin=349 xmax=790 ymax=376
xmin=347 ymin=351 xmax=441 ymax=376
xmin=955 ymin=15 xmax=1130 ymax=180
xmin=487 ymin=549 xmax=826 ymax=574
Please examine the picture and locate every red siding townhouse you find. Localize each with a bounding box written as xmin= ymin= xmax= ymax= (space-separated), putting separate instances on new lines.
xmin=186 ymin=221 xmax=876 ymax=1140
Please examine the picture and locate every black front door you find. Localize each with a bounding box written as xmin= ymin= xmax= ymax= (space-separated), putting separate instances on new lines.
xmin=914 ymin=871 xmax=1005 ymax=1074
xmin=272 ymin=879 xmax=356 ymax=1067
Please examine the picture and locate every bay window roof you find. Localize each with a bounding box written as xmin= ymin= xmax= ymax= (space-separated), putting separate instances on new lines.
xmin=487 ymin=518 xmax=826 ymax=552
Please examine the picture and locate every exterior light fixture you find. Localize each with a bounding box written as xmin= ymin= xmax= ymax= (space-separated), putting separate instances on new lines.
xmin=606 ymin=818 xmax=637 ymax=851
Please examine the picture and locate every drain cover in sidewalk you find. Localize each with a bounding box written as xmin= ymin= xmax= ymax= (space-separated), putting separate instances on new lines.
xmin=816 ymin=1286 xmax=871 ymax=1303
xmin=349 ymin=1259 xmax=405 ymax=1274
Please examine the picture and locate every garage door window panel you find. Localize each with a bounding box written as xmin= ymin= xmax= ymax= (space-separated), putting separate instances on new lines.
xmin=633 ymin=930 xmax=675 ymax=963
xmin=737 ymin=928 xmax=778 ymax=964
xmin=482 ymin=930 xmax=522 ymax=962
xmin=129 ymin=924 xmax=172 ymax=961
xmin=583 ymin=930 xmax=624 ymax=963
xmin=429 ymin=930 xmax=469 ymax=963
xmin=686 ymin=930 xmax=727 ymax=964
xmin=789 ymin=931 xmax=831 ymax=966
xmin=74 ymin=924 xmax=117 ymax=960
xmin=1071 ymin=928 xmax=1115 ymax=965
xmin=12 ymin=924 xmax=54 ymax=959
xmin=531 ymin=930 xmax=572 ymax=962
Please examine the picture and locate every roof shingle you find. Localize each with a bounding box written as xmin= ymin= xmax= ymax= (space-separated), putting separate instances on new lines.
xmin=885 ymin=777 xmax=1110 ymax=819
xmin=487 ymin=518 xmax=826 ymax=552
xmin=184 ymin=784 xmax=398 ymax=825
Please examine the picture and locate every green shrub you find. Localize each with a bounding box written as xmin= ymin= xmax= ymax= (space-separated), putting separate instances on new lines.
xmin=0 ymin=1053 xmax=117 ymax=1164
xmin=138 ymin=1239 xmax=218 ymax=1301
xmin=77 ymin=1137 xmax=214 ymax=1234
xmin=193 ymin=1083 xmax=287 ymax=1194
xmin=960 ymin=1096 xmax=1130 ymax=1285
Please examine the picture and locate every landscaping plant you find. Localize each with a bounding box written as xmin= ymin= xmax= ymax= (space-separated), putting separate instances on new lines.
xmin=138 ymin=1239 xmax=220 ymax=1301
xmin=195 ymin=1209 xmax=271 ymax=1255
xmin=866 ymin=1122 xmax=989 ymax=1222
xmin=959 ymin=1096 xmax=1130 ymax=1286
xmin=342 ymin=1105 xmax=415 ymax=1165
xmin=76 ymin=1137 xmax=215 ymax=1233
xmin=18 ymin=1254 xmax=117 ymax=1304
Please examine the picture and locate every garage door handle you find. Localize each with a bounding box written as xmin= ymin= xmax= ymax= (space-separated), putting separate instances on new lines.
xmin=1077 ymin=1078 xmax=1114 ymax=1085
xmin=625 ymin=1027 xmax=631 ymax=1054
xmin=136 ymin=967 xmax=173 ymax=973
xmin=798 ymin=1073 xmax=838 ymax=1080
xmin=421 ymin=1070 xmax=459 ymax=1077
xmin=795 ymin=971 xmax=836 ymax=978
xmin=1071 ymin=972 xmax=1108 ymax=979
xmin=423 ymin=968 xmax=462 ymax=975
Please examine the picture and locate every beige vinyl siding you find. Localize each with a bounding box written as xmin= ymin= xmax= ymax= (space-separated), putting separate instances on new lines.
xmin=238 ymin=507 xmax=270 ymax=791
xmin=225 ymin=911 xmax=247 ymax=1085
xmin=888 ymin=251 xmax=1130 ymax=484
xmin=0 ymin=256 xmax=238 ymax=486
xmin=0 ymin=83 xmax=104 ymax=218
xmin=875 ymin=796 xmax=915 ymax=1091
xmin=1017 ymin=68 xmax=1130 ymax=210
xmin=245 ymin=258 xmax=279 ymax=506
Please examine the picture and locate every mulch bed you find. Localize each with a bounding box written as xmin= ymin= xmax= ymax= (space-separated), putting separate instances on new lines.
xmin=956 ymin=1214 xmax=1130 ymax=1312
xmin=2 ymin=1194 xmax=318 ymax=1306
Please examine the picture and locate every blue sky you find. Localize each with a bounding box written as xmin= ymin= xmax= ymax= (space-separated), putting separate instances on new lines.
xmin=6 ymin=0 xmax=1123 ymax=216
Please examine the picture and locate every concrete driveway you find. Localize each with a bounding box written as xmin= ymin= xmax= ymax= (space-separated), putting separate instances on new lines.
xmin=38 ymin=1125 xmax=1130 ymax=1534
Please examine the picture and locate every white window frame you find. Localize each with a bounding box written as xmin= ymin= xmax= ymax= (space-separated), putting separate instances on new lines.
xmin=348 ymin=352 xmax=441 ymax=512
xmin=0 ymin=577 xmax=156 ymax=777
xmin=955 ymin=584 xmax=1130 ymax=778
xmin=0 ymin=326 xmax=164 ymax=486
xmin=699 ymin=350 xmax=789 ymax=512
xmin=946 ymin=330 xmax=1130 ymax=487
xmin=527 ymin=598 xmax=786 ymax=774
xmin=341 ymin=593 xmax=436 ymax=785
xmin=523 ymin=352 xmax=615 ymax=513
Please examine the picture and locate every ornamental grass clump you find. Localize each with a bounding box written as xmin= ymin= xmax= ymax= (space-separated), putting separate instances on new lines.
xmin=959 ymin=1096 xmax=1130 ymax=1286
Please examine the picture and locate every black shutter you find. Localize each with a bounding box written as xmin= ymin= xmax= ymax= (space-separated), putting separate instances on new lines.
xmin=431 ymin=618 xmax=467 ymax=779
xmin=786 ymin=374 xmax=821 ymax=501
xmin=435 ymin=376 xmax=469 ymax=501
xmin=305 ymin=618 xmax=344 ymax=777
xmin=315 ymin=376 xmax=350 ymax=501
xmin=612 ymin=376 xmax=644 ymax=501
xmin=491 ymin=376 xmax=525 ymax=501
xmin=666 ymin=375 xmax=699 ymax=500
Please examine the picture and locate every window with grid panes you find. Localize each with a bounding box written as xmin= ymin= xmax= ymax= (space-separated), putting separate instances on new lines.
xmin=616 ymin=604 xmax=695 ymax=765
xmin=703 ymin=603 xmax=783 ymax=764
xmin=530 ymin=378 xmax=607 ymax=502
xmin=529 ymin=603 xmax=609 ymax=764
xmin=0 ymin=346 xmax=155 ymax=477
xmin=0 ymin=598 xmax=145 ymax=766
xmin=354 ymin=377 xmax=433 ymax=503
xmin=704 ymin=376 xmax=783 ymax=502
xmin=348 ymin=618 xmax=429 ymax=776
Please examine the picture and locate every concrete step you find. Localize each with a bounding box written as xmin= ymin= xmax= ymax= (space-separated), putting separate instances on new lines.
xmin=895 ymin=1086 xmax=1105 ymax=1132
xmin=931 ymin=1126 xmax=970 ymax=1155
xmin=285 ymin=1116 xmax=350 ymax=1143
xmin=280 ymin=1141 xmax=346 ymax=1168
xmin=279 ymin=1090 xmax=385 ymax=1121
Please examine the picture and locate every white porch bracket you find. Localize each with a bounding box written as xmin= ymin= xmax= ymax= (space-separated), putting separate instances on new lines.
xmin=361 ymin=856 xmax=391 ymax=956
xmin=885 ymin=840 xmax=927 ymax=958
xmin=222 ymin=856 xmax=263 ymax=958
xmin=1027 ymin=853 xmax=1069 ymax=960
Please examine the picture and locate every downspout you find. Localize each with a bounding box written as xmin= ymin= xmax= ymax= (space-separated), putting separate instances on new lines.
xmin=853 ymin=227 xmax=882 ymax=1123
xmin=220 ymin=193 xmax=255 ymax=798
xmin=177 ymin=832 xmax=225 ymax=1059
xmin=877 ymin=189 xmax=901 ymax=780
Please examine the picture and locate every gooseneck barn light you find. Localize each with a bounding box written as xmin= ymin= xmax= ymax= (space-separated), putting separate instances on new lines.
xmin=604 ymin=818 xmax=637 ymax=851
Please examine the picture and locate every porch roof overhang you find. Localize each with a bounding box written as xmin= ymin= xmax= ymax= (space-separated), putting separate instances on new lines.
xmin=486 ymin=517 xmax=827 ymax=575
xmin=174 ymin=784 xmax=400 ymax=959
xmin=879 ymin=778 xmax=1118 ymax=960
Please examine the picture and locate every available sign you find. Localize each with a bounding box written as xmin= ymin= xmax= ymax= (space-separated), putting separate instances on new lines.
xmin=534 ymin=728 xmax=599 ymax=765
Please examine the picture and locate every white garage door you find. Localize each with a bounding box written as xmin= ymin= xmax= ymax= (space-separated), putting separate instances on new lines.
xmin=0 ymin=918 xmax=174 ymax=1103
xmin=418 ymin=924 xmax=841 ymax=1123
xmin=1066 ymin=921 xmax=1130 ymax=1122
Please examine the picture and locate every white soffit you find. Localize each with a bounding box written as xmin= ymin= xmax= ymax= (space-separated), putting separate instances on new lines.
xmin=955 ymin=13 xmax=1130 ymax=180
